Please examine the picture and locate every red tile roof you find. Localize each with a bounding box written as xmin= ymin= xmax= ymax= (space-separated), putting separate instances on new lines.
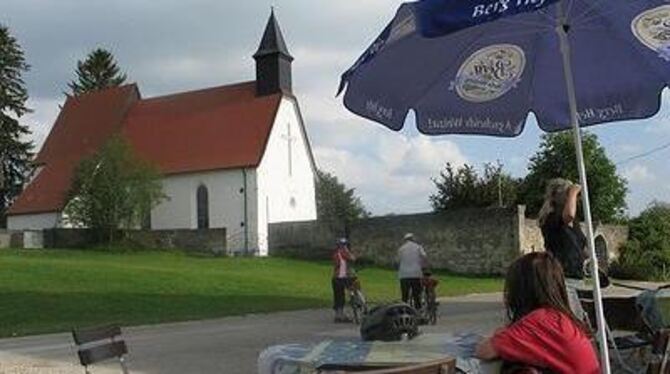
xmin=9 ymin=85 xmax=140 ymax=215
xmin=123 ymin=82 xmax=282 ymax=175
xmin=8 ymin=81 xmax=283 ymax=216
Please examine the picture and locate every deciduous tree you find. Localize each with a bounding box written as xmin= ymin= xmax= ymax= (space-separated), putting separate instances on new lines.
xmin=316 ymin=170 xmax=369 ymax=237
xmin=430 ymin=162 xmax=519 ymax=211
xmin=64 ymin=136 xmax=165 ymax=243
xmin=519 ymin=132 xmax=627 ymax=222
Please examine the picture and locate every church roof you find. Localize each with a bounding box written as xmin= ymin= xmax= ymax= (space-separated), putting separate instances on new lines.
xmin=123 ymin=82 xmax=282 ymax=175
xmin=253 ymin=10 xmax=293 ymax=61
xmin=8 ymin=82 xmax=283 ymax=216
xmin=8 ymin=84 xmax=140 ymax=216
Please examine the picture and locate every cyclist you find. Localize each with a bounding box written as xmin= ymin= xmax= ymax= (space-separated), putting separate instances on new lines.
xmin=397 ymin=233 xmax=427 ymax=309
xmin=332 ymin=238 xmax=356 ymax=323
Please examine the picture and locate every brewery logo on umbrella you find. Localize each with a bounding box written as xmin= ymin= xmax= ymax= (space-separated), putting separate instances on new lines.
xmin=633 ymin=4 xmax=670 ymax=60
xmin=453 ymin=44 xmax=526 ymax=102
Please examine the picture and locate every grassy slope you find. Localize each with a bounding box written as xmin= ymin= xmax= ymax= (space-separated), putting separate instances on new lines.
xmin=0 ymin=249 xmax=501 ymax=337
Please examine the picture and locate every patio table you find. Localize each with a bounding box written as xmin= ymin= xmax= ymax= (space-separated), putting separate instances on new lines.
xmin=257 ymin=332 xmax=500 ymax=374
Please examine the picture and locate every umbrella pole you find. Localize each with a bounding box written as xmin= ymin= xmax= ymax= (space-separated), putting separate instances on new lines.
xmin=556 ymin=19 xmax=611 ymax=374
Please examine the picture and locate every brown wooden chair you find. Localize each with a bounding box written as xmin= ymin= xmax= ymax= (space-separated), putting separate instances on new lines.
xmin=321 ymin=357 xmax=456 ymax=374
xmin=72 ymin=325 xmax=130 ymax=374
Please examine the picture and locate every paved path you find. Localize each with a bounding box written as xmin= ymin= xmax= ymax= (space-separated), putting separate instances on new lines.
xmin=0 ymin=293 xmax=505 ymax=374
xmin=0 ymin=282 xmax=653 ymax=374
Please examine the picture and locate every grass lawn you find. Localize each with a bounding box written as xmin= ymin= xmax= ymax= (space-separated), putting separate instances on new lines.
xmin=0 ymin=249 xmax=502 ymax=338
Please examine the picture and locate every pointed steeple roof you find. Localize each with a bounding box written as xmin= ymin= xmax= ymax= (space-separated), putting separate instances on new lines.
xmin=254 ymin=9 xmax=293 ymax=61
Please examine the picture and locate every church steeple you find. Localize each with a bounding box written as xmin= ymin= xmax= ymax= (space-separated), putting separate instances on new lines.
xmin=254 ymin=9 xmax=293 ymax=96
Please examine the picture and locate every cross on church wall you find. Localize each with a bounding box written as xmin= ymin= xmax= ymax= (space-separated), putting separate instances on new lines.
xmin=281 ymin=122 xmax=296 ymax=176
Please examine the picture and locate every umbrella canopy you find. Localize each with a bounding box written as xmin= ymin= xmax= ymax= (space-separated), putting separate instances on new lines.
xmin=339 ymin=1 xmax=670 ymax=136
xmin=338 ymin=1 xmax=670 ymax=372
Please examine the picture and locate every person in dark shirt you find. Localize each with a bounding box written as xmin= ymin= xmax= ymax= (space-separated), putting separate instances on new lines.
xmin=538 ymin=179 xmax=587 ymax=279
xmin=537 ymin=178 xmax=593 ymax=322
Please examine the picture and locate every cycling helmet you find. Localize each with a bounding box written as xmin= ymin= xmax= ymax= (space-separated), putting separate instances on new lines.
xmin=337 ymin=237 xmax=349 ymax=246
xmin=360 ymin=303 xmax=419 ymax=342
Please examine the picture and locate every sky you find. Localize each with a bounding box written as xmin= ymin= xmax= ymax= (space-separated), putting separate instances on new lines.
xmin=2 ymin=0 xmax=669 ymax=217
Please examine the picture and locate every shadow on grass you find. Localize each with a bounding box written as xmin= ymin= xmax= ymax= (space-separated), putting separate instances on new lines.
xmin=0 ymin=292 xmax=327 ymax=338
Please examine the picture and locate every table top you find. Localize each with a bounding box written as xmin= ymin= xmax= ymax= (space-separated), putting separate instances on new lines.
xmin=258 ymin=332 xmax=500 ymax=374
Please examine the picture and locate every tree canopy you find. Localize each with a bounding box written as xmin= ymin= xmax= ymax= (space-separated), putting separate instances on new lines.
xmin=518 ymin=131 xmax=627 ymax=223
xmin=430 ymin=162 xmax=520 ymax=211
xmin=64 ymin=136 xmax=165 ymax=242
xmin=316 ymin=170 xmax=369 ymax=237
xmin=0 ymin=25 xmax=33 ymax=227
xmin=68 ymin=48 xmax=127 ymax=95
xmin=613 ymin=202 xmax=670 ymax=280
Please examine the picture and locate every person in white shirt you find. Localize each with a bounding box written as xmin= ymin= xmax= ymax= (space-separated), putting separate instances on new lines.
xmin=397 ymin=233 xmax=428 ymax=308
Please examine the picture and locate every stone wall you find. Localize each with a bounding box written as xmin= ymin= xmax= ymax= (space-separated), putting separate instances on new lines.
xmin=40 ymin=228 xmax=227 ymax=254
xmin=270 ymin=207 xmax=523 ymax=275
xmin=518 ymin=219 xmax=629 ymax=264
xmin=0 ymin=230 xmax=10 ymax=249
xmin=125 ymin=229 xmax=227 ymax=254
xmin=352 ymin=208 xmax=522 ymax=275
xmin=268 ymin=220 xmax=333 ymax=259
xmin=269 ymin=205 xmax=629 ymax=275
xmin=0 ymin=230 xmax=24 ymax=249
xmin=594 ymin=224 xmax=629 ymax=261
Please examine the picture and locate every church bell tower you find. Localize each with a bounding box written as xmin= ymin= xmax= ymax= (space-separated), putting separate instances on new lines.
xmin=254 ymin=10 xmax=293 ymax=96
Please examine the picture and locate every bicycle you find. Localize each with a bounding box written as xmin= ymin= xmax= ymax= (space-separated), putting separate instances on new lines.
xmin=346 ymin=270 xmax=368 ymax=324
xmin=420 ymin=278 xmax=439 ymax=325
xmin=409 ymin=272 xmax=439 ymax=325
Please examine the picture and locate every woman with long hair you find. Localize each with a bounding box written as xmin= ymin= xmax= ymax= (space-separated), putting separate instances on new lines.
xmin=538 ymin=178 xmax=587 ymax=279
xmin=475 ymin=252 xmax=599 ymax=373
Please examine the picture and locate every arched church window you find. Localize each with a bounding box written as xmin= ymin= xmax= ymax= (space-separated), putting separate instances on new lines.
xmin=197 ymin=184 xmax=209 ymax=229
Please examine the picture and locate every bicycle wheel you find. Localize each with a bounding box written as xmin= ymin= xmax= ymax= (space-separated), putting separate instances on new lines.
xmin=350 ymin=290 xmax=367 ymax=324
xmin=415 ymin=289 xmax=426 ymax=324
xmin=427 ymin=292 xmax=438 ymax=325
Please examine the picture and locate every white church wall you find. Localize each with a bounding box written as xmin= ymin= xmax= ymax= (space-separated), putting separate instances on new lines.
xmin=256 ymin=97 xmax=317 ymax=255
xmin=7 ymin=212 xmax=61 ymax=231
xmin=151 ymin=169 xmax=260 ymax=253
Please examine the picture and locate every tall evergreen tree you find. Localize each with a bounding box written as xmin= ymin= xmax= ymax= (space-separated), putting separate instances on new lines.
xmin=0 ymin=25 xmax=34 ymax=227
xmin=68 ymin=48 xmax=127 ymax=95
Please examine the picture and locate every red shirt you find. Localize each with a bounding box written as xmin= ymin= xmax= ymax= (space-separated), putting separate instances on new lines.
xmin=332 ymin=247 xmax=353 ymax=278
xmin=491 ymin=308 xmax=599 ymax=374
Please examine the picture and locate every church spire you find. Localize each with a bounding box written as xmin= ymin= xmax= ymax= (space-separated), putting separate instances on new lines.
xmin=254 ymin=9 xmax=293 ymax=96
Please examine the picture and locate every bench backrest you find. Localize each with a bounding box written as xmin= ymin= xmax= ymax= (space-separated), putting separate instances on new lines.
xmin=72 ymin=325 xmax=129 ymax=373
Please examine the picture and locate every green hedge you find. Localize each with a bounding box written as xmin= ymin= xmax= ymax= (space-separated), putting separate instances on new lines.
xmin=611 ymin=203 xmax=670 ymax=281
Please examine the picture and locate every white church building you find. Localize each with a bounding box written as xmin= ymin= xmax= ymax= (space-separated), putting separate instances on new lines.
xmin=7 ymin=12 xmax=317 ymax=255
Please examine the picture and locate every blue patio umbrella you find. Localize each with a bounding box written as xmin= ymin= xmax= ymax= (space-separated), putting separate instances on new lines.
xmin=338 ymin=0 xmax=670 ymax=371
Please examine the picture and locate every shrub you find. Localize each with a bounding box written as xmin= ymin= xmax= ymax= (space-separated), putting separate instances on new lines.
xmin=611 ymin=203 xmax=670 ymax=280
